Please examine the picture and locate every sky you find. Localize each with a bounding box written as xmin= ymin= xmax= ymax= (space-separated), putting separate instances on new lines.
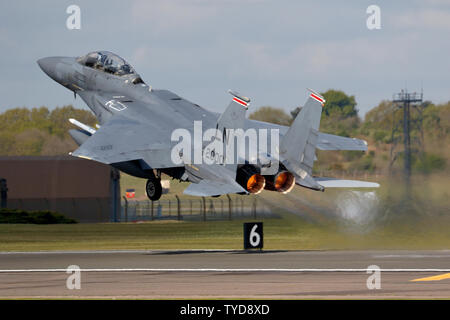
xmin=0 ymin=0 xmax=449 ymax=117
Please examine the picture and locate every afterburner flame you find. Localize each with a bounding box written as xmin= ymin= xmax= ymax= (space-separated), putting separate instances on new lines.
xmin=246 ymin=174 xmax=265 ymax=194
xmin=265 ymin=171 xmax=295 ymax=193
xmin=274 ymin=171 xmax=295 ymax=193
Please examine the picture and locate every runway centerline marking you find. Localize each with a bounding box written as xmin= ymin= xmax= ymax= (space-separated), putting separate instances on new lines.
xmin=1 ymin=268 xmax=450 ymax=273
xmin=411 ymin=273 xmax=450 ymax=282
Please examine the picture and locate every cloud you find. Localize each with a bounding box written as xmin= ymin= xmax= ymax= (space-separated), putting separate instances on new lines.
xmin=233 ymin=33 xmax=420 ymax=80
xmin=130 ymin=0 xmax=220 ymax=34
xmin=421 ymin=0 xmax=450 ymax=6
xmin=391 ymin=9 xmax=450 ymax=30
xmin=1 ymin=1 xmax=449 ymax=117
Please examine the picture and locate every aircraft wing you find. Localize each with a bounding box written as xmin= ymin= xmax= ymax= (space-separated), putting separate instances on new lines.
xmin=184 ymin=179 xmax=247 ymax=196
xmin=316 ymin=132 xmax=368 ymax=151
xmin=314 ymin=177 xmax=379 ymax=188
xmin=71 ymin=113 xmax=179 ymax=168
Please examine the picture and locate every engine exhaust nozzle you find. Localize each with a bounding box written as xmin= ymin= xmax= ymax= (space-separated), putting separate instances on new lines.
xmin=264 ymin=171 xmax=295 ymax=194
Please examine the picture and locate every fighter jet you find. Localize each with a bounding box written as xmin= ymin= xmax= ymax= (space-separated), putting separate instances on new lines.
xmin=38 ymin=51 xmax=378 ymax=201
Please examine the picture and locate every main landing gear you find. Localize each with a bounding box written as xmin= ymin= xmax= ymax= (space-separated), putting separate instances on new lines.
xmin=145 ymin=176 xmax=162 ymax=201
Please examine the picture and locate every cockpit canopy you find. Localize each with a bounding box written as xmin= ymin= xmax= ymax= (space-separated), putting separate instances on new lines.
xmin=77 ymin=51 xmax=136 ymax=77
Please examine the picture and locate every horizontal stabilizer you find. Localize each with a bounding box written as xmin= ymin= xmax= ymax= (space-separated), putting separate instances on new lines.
xmin=317 ymin=132 xmax=368 ymax=151
xmin=315 ymin=177 xmax=380 ymax=188
xmin=184 ymin=179 xmax=247 ymax=197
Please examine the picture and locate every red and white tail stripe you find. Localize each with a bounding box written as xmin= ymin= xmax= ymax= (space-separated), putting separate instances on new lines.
xmin=310 ymin=93 xmax=325 ymax=106
xmin=233 ymin=97 xmax=249 ymax=108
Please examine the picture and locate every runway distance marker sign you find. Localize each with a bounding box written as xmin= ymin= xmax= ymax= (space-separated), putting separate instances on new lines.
xmin=243 ymin=222 xmax=263 ymax=250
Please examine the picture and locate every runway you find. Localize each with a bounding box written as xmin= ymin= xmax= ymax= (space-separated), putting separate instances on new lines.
xmin=0 ymin=250 xmax=449 ymax=298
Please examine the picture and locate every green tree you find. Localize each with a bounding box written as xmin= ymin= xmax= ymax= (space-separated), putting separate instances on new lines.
xmin=291 ymin=89 xmax=360 ymax=136
xmin=320 ymin=90 xmax=360 ymax=136
xmin=49 ymin=105 xmax=97 ymax=138
xmin=0 ymin=105 xmax=96 ymax=156
xmin=321 ymin=89 xmax=358 ymax=118
xmin=249 ymin=106 xmax=292 ymax=126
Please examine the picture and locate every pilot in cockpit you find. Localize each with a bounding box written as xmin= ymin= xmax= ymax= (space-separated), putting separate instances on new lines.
xmin=76 ymin=51 xmax=145 ymax=85
xmin=77 ymin=51 xmax=136 ymax=77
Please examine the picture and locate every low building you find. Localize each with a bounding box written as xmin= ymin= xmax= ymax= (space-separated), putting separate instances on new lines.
xmin=0 ymin=156 xmax=120 ymax=223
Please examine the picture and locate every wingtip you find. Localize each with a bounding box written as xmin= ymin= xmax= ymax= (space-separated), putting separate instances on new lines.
xmin=307 ymin=88 xmax=326 ymax=105
xmin=228 ymin=89 xmax=250 ymax=103
xmin=306 ymin=88 xmax=324 ymax=98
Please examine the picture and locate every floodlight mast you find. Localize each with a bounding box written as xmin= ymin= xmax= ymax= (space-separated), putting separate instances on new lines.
xmin=392 ymin=89 xmax=423 ymax=195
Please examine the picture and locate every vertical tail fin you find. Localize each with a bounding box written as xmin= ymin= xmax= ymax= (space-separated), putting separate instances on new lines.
xmin=216 ymin=90 xmax=250 ymax=133
xmin=280 ymin=89 xmax=325 ymax=174
xmin=212 ymin=90 xmax=250 ymax=172
xmin=279 ymin=89 xmax=325 ymax=191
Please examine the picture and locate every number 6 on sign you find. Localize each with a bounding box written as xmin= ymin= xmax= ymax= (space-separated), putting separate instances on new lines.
xmin=250 ymin=224 xmax=260 ymax=247
xmin=244 ymin=222 xmax=263 ymax=249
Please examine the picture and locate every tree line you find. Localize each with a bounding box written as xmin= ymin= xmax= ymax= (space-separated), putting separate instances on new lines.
xmin=0 ymin=105 xmax=96 ymax=156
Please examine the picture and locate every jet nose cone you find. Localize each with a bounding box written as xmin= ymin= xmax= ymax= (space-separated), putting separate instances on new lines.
xmin=37 ymin=57 xmax=61 ymax=81
xmin=37 ymin=57 xmax=56 ymax=77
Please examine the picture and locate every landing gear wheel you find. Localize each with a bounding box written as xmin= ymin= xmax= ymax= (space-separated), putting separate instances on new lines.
xmin=146 ymin=178 xmax=162 ymax=201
